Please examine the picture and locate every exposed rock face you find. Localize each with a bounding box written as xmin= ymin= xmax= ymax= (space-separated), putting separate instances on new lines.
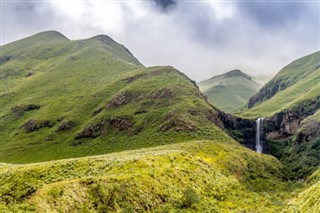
xmin=159 ymin=117 xmax=197 ymax=132
xmin=24 ymin=119 xmax=54 ymax=132
xmin=296 ymin=120 xmax=320 ymax=144
xmin=57 ymin=121 xmax=75 ymax=131
xmin=248 ymin=80 xmax=288 ymax=108
xmin=75 ymin=122 xmax=105 ymax=139
xmin=265 ymin=97 xmax=320 ymax=141
xmin=213 ymin=111 xmax=259 ymax=152
xmin=11 ymin=104 xmax=40 ymax=117
xmin=106 ymin=92 xmax=135 ymax=109
xmin=75 ymin=117 xmax=134 ymax=139
xmin=110 ymin=118 xmax=134 ymax=131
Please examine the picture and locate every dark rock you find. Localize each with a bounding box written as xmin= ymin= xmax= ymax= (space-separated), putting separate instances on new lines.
xmin=24 ymin=119 xmax=53 ymax=133
xmin=57 ymin=121 xmax=75 ymax=131
xmin=23 ymin=104 xmax=40 ymax=111
xmin=11 ymin=104 xmax=40 ymax=117
xmin=188 ymin=109 xmax=199 ymax=116
xmin=160 ymin=117 xmax=196 ymax=132
xmin=75 ymin=117 xmax=134 ymax=139
xmin=92 ymin=107 xmax=103 ymax=116
xmin=134 ymin=110 xmax=148 ymax=115
xmin=107 ymin=91 xmax=136 ymax=109
xmin=110 ymin=117 xmax=134 ymax=131
xmin=265 ymin=97 xmax=320 ymax=141
xmin=57 ymin=117 xmax=64 ymax=122
xmin=75 ymin=122 xmax=105 ymax=139
xmin=25 ymin=72 xmax=33 ymax=77
xmin=24 ymin=119 xmax=39 ymax=132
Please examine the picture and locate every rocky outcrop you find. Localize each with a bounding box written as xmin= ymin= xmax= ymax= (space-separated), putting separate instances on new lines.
xmin=75 ymin=117 xmax=134 ymax=139
xmin=159 ymin=117 xmax=197 ymax=132
xmin=265 ymin=97 xmax=320 ymax=141
xmin=106 ymin=92 xmax=136 ymax=109
xmin=248 ymin=79 xmax=288 ymax=108
xmin=214 ymin=111 xmax=259 ymax=151
xmin=24 ymin=119 xmax=54 ymax=132
xmin=57 ymin=121 xmax=76 ymax=131
xmin=11 ymin=104 xmax=40 ymax=117
xmin=296 ymin=120 xmax=320 ymax=144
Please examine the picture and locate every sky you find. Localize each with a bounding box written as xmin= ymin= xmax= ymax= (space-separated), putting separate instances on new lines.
xmin=1 ymin=0 xmax=320 ymax=82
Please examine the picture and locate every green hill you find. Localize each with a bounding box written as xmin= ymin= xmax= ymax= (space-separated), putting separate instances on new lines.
xmin=198 ymin=70 xmax=261 ymax=112
xmin=0 ymin=140 xmax=291 ymax=212
xmin=0 ymin=31 xmax=225 ymax=163
xmin=241 ymin=51 xmax=320 ymax=118
xmin=238 ymin=51 xmax=320 ymax=180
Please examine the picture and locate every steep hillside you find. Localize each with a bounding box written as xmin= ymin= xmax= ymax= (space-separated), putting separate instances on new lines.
xmin=243 ymin=51 xmax=320 ymax=118
xmin=0 ymin=140 xmax=290 ymax=212
xmin=287 ymin=168 xmax=320 ymax=212
xmin=198 ymin=70 xmax=261 ymax=112
xmin=238 ymin=51 xmax=320 ymax=180
xmin=0 ymin=31 xmax=225 ymax=163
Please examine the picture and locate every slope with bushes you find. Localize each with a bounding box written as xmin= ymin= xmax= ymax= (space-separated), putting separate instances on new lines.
xmin=0 ymin=140 xmax=290 ymax=212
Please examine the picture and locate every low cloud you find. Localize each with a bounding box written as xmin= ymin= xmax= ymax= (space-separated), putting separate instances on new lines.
xmin=2 ymin=1 xmax=319 ymax=82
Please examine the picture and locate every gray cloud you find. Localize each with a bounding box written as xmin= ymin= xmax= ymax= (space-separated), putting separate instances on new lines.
xmin=1 ymin=1 xmax=319 ymax=82
xmin=153 ymin=0 xmax=177 ymax=12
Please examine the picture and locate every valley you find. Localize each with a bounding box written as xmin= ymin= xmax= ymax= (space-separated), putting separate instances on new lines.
xmin=0 ymin=31 xmax=319 ymax=212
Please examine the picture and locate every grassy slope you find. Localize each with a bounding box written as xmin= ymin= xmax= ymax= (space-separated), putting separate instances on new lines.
xmin=0 ymin=32 xmax=224 ymax=163
xmin=287 ymin=168 xmax=320 ymax=212
xmin=0 ymin=140 xmax=291 ymax=212
xmin=238 ymin=51 xmax=320 ymax=118
xmin=198 ymin=70 xmax=261 ymax=113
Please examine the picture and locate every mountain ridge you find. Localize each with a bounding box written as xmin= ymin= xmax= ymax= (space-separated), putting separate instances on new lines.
xmin=198 ymin=69 xmax=261 ymax=112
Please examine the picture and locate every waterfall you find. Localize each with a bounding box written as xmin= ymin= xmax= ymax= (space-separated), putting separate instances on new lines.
xmin=256 ymin=118 xmax=264 ymax=153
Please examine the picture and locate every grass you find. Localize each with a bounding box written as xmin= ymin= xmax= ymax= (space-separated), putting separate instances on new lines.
xmin=198 ymin=70 xmax=261 ymax=113
xmin=0 ymin=31 xmax=225 ymax=163
xmin=238 ymin=51 xmax=320 ymax=119
xmin=0 ymin=140 xmax=294 ymax=212
xmin=286 ymin=168 xmax=320 ymax=212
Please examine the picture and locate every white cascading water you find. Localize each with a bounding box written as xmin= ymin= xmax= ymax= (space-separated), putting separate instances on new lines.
xmin=256 ymin=118 xmax=264 ymax=153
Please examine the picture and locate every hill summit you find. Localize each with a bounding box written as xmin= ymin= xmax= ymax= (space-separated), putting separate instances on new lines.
xmin=0 ymin=31 xmax=227 ymax=163
xmin=198 ymin=69 xmax=261 ymax=112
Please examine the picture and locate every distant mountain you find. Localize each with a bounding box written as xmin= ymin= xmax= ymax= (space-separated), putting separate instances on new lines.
xmin=198 ymin=69 xmax=261 ymax=112
xmin=0 ymin=31 xmax=227 ymax=163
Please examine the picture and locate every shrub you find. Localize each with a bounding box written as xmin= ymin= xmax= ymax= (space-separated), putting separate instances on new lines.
xmin=181 ymin=188 xmax=200 ymax=208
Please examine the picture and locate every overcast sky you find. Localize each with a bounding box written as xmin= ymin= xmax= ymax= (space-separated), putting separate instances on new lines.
xmin=1 ymin=0 xmax=320 ymax=82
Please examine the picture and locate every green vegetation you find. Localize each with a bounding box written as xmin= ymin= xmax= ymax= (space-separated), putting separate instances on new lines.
xmin=198 ymin=70 xmax=261 ymax=113
xmin=239 ymin=51 xmax=320 ymax=118
xmin=269 ymin=137 xmax=320 ymax=180
xmin=1 ymin=31 xmax=319 ymax=212
xmin=287 ymin=168 xmax=320 ymax=212
xmin=0 ymin=140 xmax=293 ymax=212
xmin=0 ymin=31 xmax=226 ymax=163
